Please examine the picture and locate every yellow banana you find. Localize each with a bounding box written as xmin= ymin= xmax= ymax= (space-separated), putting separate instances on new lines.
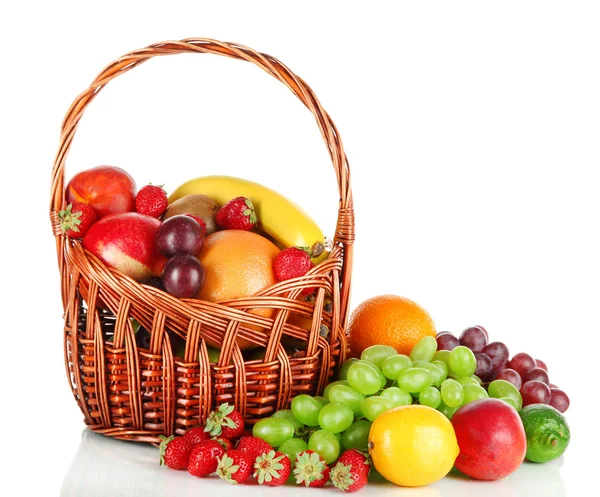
xmin=168 ymin=175 xmax=329 ymax=264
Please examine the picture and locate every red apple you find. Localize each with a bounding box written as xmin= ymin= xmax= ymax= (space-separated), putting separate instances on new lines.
xmin=451 ymin=398 xmax=526 ymax=481
xmin=66 ymin=165 xmax=136 ymax=218
xmin=82 ymin=212 xmax=166 ymax=282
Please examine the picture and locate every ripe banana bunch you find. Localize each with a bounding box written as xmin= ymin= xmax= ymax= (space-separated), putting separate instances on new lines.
xmin=168 ymin=175 xmax=329 ymax=263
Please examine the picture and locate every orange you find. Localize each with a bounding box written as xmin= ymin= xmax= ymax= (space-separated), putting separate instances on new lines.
xmin=195 ymin=230 xmax=280 ymax=350
xmin=348 ymin=295 xmax=436 ymax=357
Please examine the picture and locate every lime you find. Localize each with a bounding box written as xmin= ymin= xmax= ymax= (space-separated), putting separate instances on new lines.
xmin=519 ymin=404 xmax=570 ymax=463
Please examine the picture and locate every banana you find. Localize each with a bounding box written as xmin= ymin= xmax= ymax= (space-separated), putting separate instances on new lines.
xmin=168 ymin=175 xmax=329 ymax=264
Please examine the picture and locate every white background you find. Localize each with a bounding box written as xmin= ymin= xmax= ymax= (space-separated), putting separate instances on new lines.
xmin=1 ymin=1 xmax=598 ymax=495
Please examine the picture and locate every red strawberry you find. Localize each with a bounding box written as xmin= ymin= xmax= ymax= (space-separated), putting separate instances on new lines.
xmin=273 ymin=247 xmax=316 ymax=295
xmin=236 ymin=436 xmax=273 ymax=461
xmin=216 ymin=449 xmax=253 ymax=484
xmin=183 ymin=214 xmax=207 ymax=237
xmin=135 ymin=184 xmax=168 ymax=218
xmin=330 ymin=450 xmax=370 ymax=492
xmin=336 ymin=449 xmax=370 ymax=476
xmin=212 ymin=436 xmax=234 ymax=451
xmin=215 ymin=197 xmax=257 ymax=230
xmin=183 ymin=426 xmax=210 ymax=446
xmin=254 ymin=450 xmax=291 ymax=486
xmin=293 ymin=450 xmax=330 ymax=487
xmin=158 ymin=435 xmax=192 ymax=470
xmin=58 ymin=202 xmax=98 ymax=238
xmin=188 ymin=439 xmax=225 ymax=477
xmin=204 ymin=403 xmax=245 ymax=439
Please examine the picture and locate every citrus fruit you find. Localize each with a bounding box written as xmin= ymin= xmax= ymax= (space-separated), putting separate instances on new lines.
xmin=348 ymin=295 xmax=436 ymax=357
xmin=519 ymin=404 xmax=570 ymax=463
xmin=195 ymin=230 xmax=280 ymax=349
xmin=368 ymin=404 xmax=459 ymax=487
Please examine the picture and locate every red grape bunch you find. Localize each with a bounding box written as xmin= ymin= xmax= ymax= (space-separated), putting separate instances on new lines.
xmin=436 ymin=326 xmax=569 ymax=413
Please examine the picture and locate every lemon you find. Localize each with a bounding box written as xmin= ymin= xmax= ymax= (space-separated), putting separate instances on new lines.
xmin=368 ymin=404 xmax=459 ymax=487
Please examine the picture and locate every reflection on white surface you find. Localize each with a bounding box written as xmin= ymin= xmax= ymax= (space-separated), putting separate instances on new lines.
xmin=61 ymin=429 xmax=567 ymax=497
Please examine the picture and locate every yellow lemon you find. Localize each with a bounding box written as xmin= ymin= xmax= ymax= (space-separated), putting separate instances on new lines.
xmin=368 ymin=404 xmax=459 ymax=487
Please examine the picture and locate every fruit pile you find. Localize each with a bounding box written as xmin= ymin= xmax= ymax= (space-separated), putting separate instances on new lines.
xmin=158 ymin=313 xmax=571 ymax=489
xmin=60 ymin=165 xmax=327 ymax=313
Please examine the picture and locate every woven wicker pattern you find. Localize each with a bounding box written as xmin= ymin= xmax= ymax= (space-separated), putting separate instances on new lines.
xmin=49 ymin=38 xmax=354 ymax=443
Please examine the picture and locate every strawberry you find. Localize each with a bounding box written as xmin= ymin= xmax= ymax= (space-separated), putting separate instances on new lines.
xmin=188 ymin=439 xmax=225 ymax=477
xmin=58 ymin=202 xmax=98 ymax=238
xmin=254 ymin=450 xmax=291 ymax=486
xmin=158 ymin=435 xmax=192 ymax=470
xmin=183 ymin=426 xmax=210 ymax=446
xmin=204 ymin=403 xmax=245 ymax=439
xmin=236 ymin=436 xmax=273 ymax=461
xmin=293 ymin=450 xmax=331 ymax=487
xmin=330 ymin=450 xmax=371 ymax=492
xmin=183 ymin=214 xmax=207 ymax=237
xmin=135 ymin=184 xmax=168 ymax=218
xmin=216 ymin=449 xmax=253 ymax=484
xmin=336 ymin=449 xmax=370 ymax=476
xmin=212 ymin=436 xmax=234 ymax=451
xmin=215 ymin=197 xmax=257 ymax=230
xmin=273 ymin=247 xmax=316 ymax=295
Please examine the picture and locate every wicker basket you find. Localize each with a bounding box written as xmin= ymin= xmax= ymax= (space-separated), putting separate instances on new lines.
xmin=49 ymin=38 xmax=354 ymax=443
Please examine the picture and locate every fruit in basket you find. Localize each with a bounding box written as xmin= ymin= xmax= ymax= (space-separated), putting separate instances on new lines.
xmin=274 ymin=247 xmax=316 ymax=295
xmin=195 ymin=230 xmax=280 ymax=349
xmin=159 ymin=435 xmax=192 ymax=470
xmin=217 ymin=449 xmax=253 ymax=484
xmin=135 ymin=184 xmax=168 ymax=218
xmin=451 ymin=398 xmax=526 ymax=480
xmin=293 ymin=450 xmax=331 ymax=487
xmin=184 ymin=214 xmax=207 ymax=237
xmin=347 ymin=295 xmax=436 ymax=357
xmin=254 ymin=450 xmax=292 ymax=486
xmin=519 ymin=404 xmax=570 ymax=463
xmin=368 ymin=405 xmax=459 ymax=487
xmin=215 ymin=196 xmax=258 ymax=230
xmin=162 ymin=254 xmax=205 ymax=298
xmin=156 ymin=215 xmax=204 ymax=258
xmin=188 ymin=439 xmax=226 ymax=477
xmin=205 ymin=403 xmax=245 ymax=439
xmin=169 ymin=175 xmax=329 ymax=263
xmin=163 ymin=194 xmax=220 ymax=234
xmin=66 ymin=165 xmax=136 ymax=218
xmin=82 ymin=212 xmax=166 ymax=281
xmin=58 ymin=202 xmax=98 ymax=238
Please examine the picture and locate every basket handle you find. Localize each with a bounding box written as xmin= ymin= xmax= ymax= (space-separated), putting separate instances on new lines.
xmin=49 ymin=38 xmax=355 ymax=320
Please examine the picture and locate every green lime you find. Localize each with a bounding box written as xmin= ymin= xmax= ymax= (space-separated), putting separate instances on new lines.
xmin=519 ymin=404 xmax=570 ymax=463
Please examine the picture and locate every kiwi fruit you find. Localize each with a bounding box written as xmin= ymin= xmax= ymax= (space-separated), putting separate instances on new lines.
xmin=163 ymin=194 xmax=220 ymax=234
